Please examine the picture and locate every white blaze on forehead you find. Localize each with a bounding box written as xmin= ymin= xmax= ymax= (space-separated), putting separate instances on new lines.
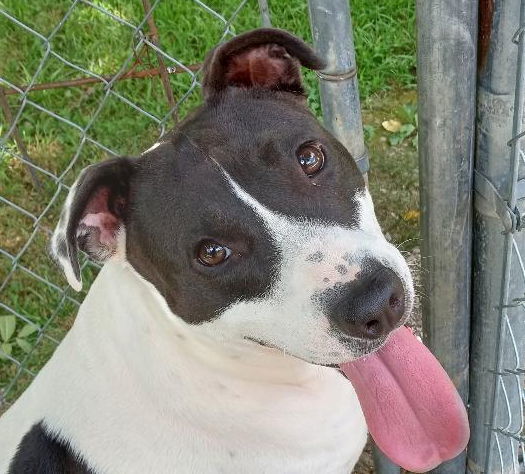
xmin=223 ymin=172 xmax=294 ymax=238
xmin=354 ymin=188 xmax=383 ymax=236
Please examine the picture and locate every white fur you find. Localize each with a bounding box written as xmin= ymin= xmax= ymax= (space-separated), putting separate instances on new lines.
xmin=0 ymin=262 xmax=366 ymax=473
xmin=3 ymin=164 xmax=413 ymax=473
xmin=196 ymin=173 xmax=414 ymax=365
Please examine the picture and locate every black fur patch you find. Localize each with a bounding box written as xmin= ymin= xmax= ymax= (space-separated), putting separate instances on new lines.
xmin=125 ymin=133 xmax=280 ymax=324
xmin=8 ymin=422 xmax=94 ymax=473
xmin=125 ymin=92 xmax=364 ymax=324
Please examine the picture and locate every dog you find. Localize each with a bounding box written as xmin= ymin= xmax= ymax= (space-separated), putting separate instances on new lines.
xmin=0 ymin=29 xmax=469 ymax=473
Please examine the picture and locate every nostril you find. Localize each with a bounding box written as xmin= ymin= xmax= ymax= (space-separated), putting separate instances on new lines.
xmin=389 ymin=294 xmax=402 ymax=310
xmin=365 ymin=319 xmax=382 ymax=337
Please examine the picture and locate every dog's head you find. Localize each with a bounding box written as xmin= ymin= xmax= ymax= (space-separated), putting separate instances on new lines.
xmin=51 ymin=29 xmax=413 ymax=365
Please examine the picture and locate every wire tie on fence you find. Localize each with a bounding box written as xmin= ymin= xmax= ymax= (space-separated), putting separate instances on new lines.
xmin=474 ymin=170 xmax=518 ymax=232
xmin=501 ymin=300 xmax=523 ymax=308
xmin=508 ymin=130 xmax=525 ymax=146
xmin=488 ymin=369 xmax=507 ymax=375
xmin=512 ymin=25 xmax=525 ymax=44
xmin=492 ymin=427 xmax=525 ymax=443
xmin=488 ymin=367 xmax=525 ymax=375
xmin=354 ymin=150 xmax=370 ymax=174
xmin=504 ymin=368 xmax=525 ymax=375
xmin=166 ymin=66 xmax=183 ymax=74
xmin=512 ymin=205 xmax=523 ymax=232
xmin=315 ymin=67 xmax=357 ymax=82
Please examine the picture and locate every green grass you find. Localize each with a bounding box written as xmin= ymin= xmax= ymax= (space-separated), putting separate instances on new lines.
xmin=0 ymin=0 xmax=417 ymax=406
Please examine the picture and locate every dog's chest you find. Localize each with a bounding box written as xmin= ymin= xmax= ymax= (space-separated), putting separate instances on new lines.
xmin=96 ymin=368 xmax=367 ymax=473
xmin=47 ymin=355 xmax=367 ymax=473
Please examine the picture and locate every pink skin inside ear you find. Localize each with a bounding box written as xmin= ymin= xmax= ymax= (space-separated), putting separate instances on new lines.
xmin=79 ymin=187 xmax=120 ymax=245
xmin=81 ymin=213 xmax=119 ymax=244
xmin=226 ymin=44 xmax=296 ymax=88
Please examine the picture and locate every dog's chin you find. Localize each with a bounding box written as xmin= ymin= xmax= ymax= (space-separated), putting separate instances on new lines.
xmin=244 ymin=334 xmax=388 ymax=367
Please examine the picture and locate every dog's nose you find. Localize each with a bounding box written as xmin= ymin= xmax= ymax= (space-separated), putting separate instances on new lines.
xmin=325 ymin=261 xmax=405 ymax=340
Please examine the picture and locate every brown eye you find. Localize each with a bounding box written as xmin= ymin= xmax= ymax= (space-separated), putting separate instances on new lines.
xmin=197 ymin=240 xmax=231 ymax=266
xmin=296 ymin=142 xmax=325 ymax=176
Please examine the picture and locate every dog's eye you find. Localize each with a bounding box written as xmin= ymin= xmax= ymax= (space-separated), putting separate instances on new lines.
xmin=197 ymin=240 xmax=231 ymax=266
xmin=296 ymin=142 xmax=324 ymax=176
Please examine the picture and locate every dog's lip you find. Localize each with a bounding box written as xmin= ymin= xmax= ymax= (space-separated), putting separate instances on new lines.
xmin=243 ymin=336 xmax=334 ymax=366
xmin=243 ymin=336 xmax=365 ymax=369
xmin=244 ymin=336 xmax=277 ymax=350
xmin=336 ymin=331 xmax=388 ymax=359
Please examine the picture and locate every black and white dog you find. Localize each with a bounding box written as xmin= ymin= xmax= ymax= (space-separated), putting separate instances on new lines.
xmin=0 ymin=29 xmax=469 ymax=473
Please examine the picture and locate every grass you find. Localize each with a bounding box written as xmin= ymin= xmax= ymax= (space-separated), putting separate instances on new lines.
xmin=0 ymin=0 xmax=418 ymax=406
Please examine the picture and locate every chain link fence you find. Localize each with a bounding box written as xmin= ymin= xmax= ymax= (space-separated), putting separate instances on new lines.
xmin=0 ymin=0 xmax=267 ymax=409
xmin=483 ymin=43 xmax=525 ymax=474
xmin=467 ymin=1 xmax=525 ymax=472
xmin=485 ymin=16 xmax=525 ymax=471
xmin=476 ymin=3 xmax=525 ymax=474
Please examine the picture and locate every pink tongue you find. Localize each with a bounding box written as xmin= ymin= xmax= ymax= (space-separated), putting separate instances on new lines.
xmin=339 ymin=326 xmax=469 ymax=473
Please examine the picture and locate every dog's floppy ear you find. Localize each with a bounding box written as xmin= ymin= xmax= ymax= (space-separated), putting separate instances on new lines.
xmin=50 ymin=158 xmax=135 ymax=291
xmin=202 ymin=28 xmax=325 ymax=99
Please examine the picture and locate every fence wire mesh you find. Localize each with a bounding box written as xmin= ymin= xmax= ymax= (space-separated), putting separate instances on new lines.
xmin=0 ymin=0 xmax=267 ymax=409
xmin=485 ymin=8 xmax=525 ymax=472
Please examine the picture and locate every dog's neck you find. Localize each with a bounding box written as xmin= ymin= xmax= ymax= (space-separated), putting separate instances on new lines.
xmin=1 ymin=260 xmax=363 ymax=474
xmin=76 ymin=261 xmax=321 ymax=392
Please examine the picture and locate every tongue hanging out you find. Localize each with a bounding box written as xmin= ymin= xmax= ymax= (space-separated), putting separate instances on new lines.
xmin=339 ymin=326 xmax=469 ymax=473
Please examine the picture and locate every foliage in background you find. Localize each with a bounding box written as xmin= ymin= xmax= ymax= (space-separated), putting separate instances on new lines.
xmin=0 ymin=316 xmax=38 ymax=360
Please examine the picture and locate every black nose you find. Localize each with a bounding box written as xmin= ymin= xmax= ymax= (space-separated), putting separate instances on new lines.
xmin=322 ymin=260 xmax=405 ymax=340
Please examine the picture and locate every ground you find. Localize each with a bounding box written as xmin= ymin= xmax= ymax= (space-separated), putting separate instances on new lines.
xmin=0 ymin=1 xmax=419 ymax=471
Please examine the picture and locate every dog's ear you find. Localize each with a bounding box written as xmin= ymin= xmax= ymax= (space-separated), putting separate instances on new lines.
xmin=202 ymin=28 xmax=325 ymax=99
xmin=50 ymin=158 xmax=135 ymax=291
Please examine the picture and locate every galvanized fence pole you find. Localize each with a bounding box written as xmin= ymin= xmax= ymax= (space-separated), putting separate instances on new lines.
xmin=307 ymin=0 xmax=368 ymax=176
xmin=308 ymin=2 xmax=394 ymax=472
xmin=468 ymin=0 xmax=525 ymax=472
xmin=257 ymin=0 xmax=271 ymax=28
xmin=416 ymin=1 xmax=478 ymax=473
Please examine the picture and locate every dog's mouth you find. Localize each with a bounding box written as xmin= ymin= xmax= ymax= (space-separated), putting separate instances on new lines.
xmin=247 ymin=328 xmax=469 ymax=473
xmin=244 ymin=336 xmax=342 ymax=368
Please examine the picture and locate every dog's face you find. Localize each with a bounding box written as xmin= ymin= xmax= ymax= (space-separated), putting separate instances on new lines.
xmin=51 ymin=29 xmax=413 ymax=365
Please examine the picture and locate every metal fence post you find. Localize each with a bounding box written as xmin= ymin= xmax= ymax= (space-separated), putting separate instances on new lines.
xmin=468 ymin=0 xmax=525 ymax=472
xmin=307 ymin=0 xmax=368 ymax=176
xmin=308 ymin=2 xmax=394 ymax=472
xmin=416 ymin=1 xmax=478 ymax=473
